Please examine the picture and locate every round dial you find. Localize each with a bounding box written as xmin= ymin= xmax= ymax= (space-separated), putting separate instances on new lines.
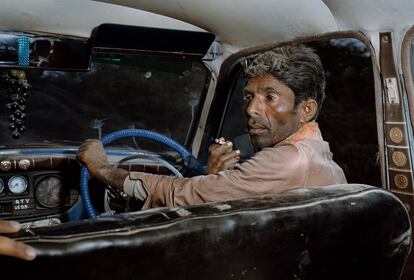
xmin=8 ymin=175 xmax=28 ymax=194
xmin=35 ymin=176 xmax=65 ymax=208
xmin=0 ymin=178 xmax=4 ymax=193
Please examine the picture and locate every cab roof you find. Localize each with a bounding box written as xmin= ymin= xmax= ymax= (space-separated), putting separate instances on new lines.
xmin=1 ymin=0 xmax=414 ymax=54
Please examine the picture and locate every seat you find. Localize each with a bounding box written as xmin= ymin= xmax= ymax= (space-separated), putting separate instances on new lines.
xmin=1 ymin=184 xmax=411 ymax=280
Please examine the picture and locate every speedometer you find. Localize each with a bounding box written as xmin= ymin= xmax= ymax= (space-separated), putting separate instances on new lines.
xmin=35 ymin=176 xmax=65 ymax=208
xmin=8 ymin=175 xmax=28 ymax=194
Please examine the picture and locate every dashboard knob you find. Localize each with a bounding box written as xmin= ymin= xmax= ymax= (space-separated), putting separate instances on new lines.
xmin=0 ymin=160 xmax=12 ymax=171
xmin=18 ymin=159 xmax=30 ymax=170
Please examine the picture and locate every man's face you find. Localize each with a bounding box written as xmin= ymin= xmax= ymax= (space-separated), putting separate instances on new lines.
xmin=244 ymin=73 xmax=302 ymax=149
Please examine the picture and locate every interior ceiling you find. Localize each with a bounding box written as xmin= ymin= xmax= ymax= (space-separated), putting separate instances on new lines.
xmin=97 ymin=0 xmax=338 ymax=49
xmin=96 ymin=0 xmax=414 ymax=50
xmin=0 ymin=0 xmax=203 ymax=38
xmin=1 ymin=0 xmax=414 ymax=53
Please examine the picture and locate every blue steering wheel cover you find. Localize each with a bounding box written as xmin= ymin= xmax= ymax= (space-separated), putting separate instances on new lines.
xmin=80 ymin=129 xmax=203 ymax=219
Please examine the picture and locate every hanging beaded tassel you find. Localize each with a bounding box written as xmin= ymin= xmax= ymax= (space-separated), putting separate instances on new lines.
xmin=2 ymin=69 xmax=30 ymax=139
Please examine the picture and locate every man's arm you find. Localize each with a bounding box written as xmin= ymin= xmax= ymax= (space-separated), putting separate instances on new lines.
xmin=77 ymin=139 xmax=128 ymax=190
xmin=77 ymin=139 xmax=305 ymax=209
xmin=135 ymin=143 xmax=305 ymax=208
xmin=0 ymin=220 xmax=36 ymax=260
xmin=77 ymin=137 xmax=241 ymax=189
xmin=77 ymin=139 xmax=148 ymax=201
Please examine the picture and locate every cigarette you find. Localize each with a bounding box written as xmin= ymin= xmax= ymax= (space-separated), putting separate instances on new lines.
xmin=215 ymin=138 xmax=226 ymax=145
xmin=215 ymin=138 xmax=232 ymax=146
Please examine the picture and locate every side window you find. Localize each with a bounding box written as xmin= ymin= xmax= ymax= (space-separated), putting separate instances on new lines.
xmin=220 ymin=38 xmax=381 ymax=186
xmin=313 ymin=39 xmax=380 ymax=186
xmin=220 ymin=69 xmax=255 ymax=161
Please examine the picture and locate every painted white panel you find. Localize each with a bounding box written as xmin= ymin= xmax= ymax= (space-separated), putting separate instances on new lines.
xmin=0 ymin=0 xmax=203 ymax=38
xmin=323 ymin=0 xmax=414 ymax=33
xmin=97 ymin=0 xmax=338 ymax=48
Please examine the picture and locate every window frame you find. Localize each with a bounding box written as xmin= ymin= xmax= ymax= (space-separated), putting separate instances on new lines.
xmin=208 ymin=31 xmax=385 ymax=187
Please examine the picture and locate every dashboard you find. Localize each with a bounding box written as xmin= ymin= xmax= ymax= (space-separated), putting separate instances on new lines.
xmin=0 ymin=155 xmax=80 ymax=221
xmin=0 ymin=151 xmax=174 ymax=224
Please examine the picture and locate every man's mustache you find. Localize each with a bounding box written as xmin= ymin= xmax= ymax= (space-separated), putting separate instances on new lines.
xmin=247 ymin=117 xmax=268 ymax=129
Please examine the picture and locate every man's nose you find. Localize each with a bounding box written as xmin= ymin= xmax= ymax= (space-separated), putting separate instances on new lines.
xmin=245 ymin=96 xmax=262 ymax=117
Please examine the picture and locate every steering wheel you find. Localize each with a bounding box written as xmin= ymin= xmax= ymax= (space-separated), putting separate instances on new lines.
xmin=80 ymin=129 xmax=204 ymax=219
xmin=102 ymin=152 xmax=184 ymax=215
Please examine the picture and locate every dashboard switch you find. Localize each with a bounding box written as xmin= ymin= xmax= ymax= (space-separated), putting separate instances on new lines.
xmin=18 ymin=159 xmax=30 ymax=170
xmin=0 ymin=160 xmax=12 ymax=171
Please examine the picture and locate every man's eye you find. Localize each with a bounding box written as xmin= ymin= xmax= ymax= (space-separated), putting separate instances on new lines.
xmin=244 ymin=95 xmax=253 ymax=101
xmin=266 ymin=95 xmax=277 ymax=101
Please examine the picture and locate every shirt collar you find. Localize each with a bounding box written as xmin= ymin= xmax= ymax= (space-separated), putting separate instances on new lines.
xmin=279 ymin=121 xmax=321 ymax=145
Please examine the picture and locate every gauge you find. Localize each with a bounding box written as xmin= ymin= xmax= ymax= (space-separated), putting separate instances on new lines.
xmin=0 ymin=178 xmax=4 ymax=193
xmin=8 ymin=175 xmax=28 ymax=194
xmin=35 ymin=176 xmax=65 ymax=208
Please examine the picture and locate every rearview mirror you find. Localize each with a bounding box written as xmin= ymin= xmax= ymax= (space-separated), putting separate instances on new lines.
xmin=0 ymin=32 xmax=91 ymax=71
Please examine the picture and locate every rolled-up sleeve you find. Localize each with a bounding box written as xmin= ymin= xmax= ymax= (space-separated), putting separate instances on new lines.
xmin=123 ymin=174 xmax=148 ymax=201
xmin=133 ymin=143 xmax=307 ymax=209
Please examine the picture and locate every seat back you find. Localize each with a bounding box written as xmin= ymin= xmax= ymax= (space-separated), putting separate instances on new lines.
xmin=2 ymin=184 xmax=411 ymax=280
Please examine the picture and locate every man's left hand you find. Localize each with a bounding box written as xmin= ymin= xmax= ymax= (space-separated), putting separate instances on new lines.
xmin=206 ymin=138 xmax=240 ymax=174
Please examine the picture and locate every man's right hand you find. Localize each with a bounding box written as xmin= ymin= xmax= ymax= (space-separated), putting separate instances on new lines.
xmin=0 ymin=220 xmax=36 ymax=260
xmin=206 ymin=138 xmax=240 ymax=174
xmin=77 ymin=139 xmax=129 ymax=189
xmin=77 ymin=139 xmax=110 ymax=178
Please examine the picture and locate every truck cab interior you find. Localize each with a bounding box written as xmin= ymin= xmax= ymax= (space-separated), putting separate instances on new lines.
xmin=0 ymin=0 xmax=413 ymax=279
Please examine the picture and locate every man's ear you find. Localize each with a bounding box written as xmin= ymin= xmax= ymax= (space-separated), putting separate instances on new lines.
xmin=299 ymin=99 xmax=318 ymax=124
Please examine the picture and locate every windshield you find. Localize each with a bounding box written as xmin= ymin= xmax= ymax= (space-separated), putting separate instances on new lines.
xmin=0 ymin=54 xmax=210 ymax=150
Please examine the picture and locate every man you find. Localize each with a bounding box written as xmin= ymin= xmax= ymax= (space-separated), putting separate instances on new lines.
xmin=0 ymin=220 xmax=36 ymax=260
xmin=78 ymin=44 xmax=347 ymax=209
